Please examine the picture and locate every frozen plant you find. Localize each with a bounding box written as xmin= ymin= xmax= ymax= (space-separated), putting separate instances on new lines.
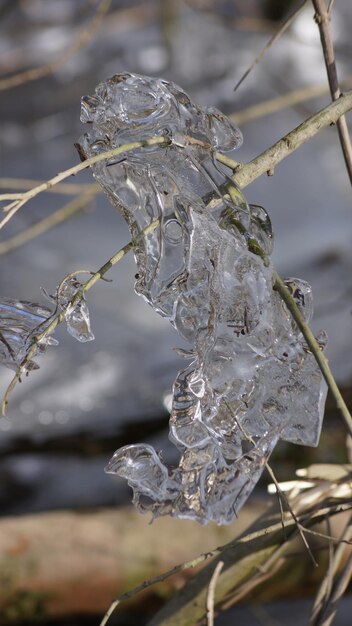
xmin=0 ymin=276 xmax=94 ymax=375
xmin=0 ymin=298 xmax=57 ymax=372
xmin=78 ymin=72 xmax=328 ymax=524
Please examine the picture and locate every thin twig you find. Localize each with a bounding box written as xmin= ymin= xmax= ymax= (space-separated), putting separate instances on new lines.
xmin=233 ymin=0 xmax=307 ymax=93
xmin=2 ymin=94 xmax=352 ymax=229
xmin=0 ymin=136 xmax=169 ymax=230
xmin=145 ymin=501 xmax=352 ymax=626
xmin=265 ymin=462 xmax=318 ymax=567
xmin=0 ymin=190 xmax=98 ymax=256
xmin=98 ymin=547 xmax=221 ymax=626
xmin=312 ymin=0 xmax=352 ymax=184
xmin=0 ymin=0 xmax=111 ymax=91
xmin=1 ymin=219 xmax=159 ymax=414
xmin=231 ymin=89 xmax=352 ymax=186
xmin=0 ymin=178 xmax=98 ymax=196
xmin=206 ymin=561 xmax=224 ymax=626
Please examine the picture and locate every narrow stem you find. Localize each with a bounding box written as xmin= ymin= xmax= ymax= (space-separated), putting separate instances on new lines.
xmin=273 ymin=272 xmax=352 ymax=436
xmin=312 ymin=0 xmax=352 ymax=185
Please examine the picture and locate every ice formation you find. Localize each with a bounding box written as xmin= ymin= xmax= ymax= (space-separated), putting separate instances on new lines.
xmin=0 ymin=298 xmax=57 ymax=372
xmin=0 ymin=277 xmax=94 ymax=374
xmin=43 ymin=276 xmax=95 ymax=343
xmin=78 ymin=72 xmax=328 ymax=524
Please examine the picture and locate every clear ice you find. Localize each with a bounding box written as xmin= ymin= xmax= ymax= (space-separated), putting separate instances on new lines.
xmin=78 ymin=72 xmax=328 ymax=524
xmin=0 ymin=298 xmax=56 ymax=372
xmin=0 ymin=277 xmax=94 ymax=375
xmin=45 ymin=276 xmax=95 ymax=343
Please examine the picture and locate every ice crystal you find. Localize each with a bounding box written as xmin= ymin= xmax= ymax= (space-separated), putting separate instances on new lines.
xmin=0 ymin=298 xmax=55 ymax=372
xmin=0 ymin=277 xmax=94 ymax=376
xmin=55 ymin=277 xmax=95 ymax=343
xmin=79 ymin=72 xmax=328 ymax=524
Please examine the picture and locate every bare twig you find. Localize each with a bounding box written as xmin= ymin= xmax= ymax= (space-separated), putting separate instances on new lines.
xmin=2 ymin=94 xmax=352 ymax=230
xmin=0 ymin=190 xmax=98 ymax=256
xmin=99 ymin=546 xmax=221 ymax=626
xmin=0 ymin=0 xmax=111 ymax=91
xmin=145 ymin=499 xmax=352 ymax=626
xmin=233 ymin=0 xmax=308 ymax=93
xmin=312 ymin=0 xmax=352 ymax=184
xmin=206 ymin=561 xmax=224 ymax=626
xmin=231 ymin=89 xmax=352 ymax=187
xmin=0 ymin=136 xmax=169 ymax=230
xmin=0 ymin=178 xmax=98 ymax=196
xmin=1 ymin=218 xmax=159 ymax=414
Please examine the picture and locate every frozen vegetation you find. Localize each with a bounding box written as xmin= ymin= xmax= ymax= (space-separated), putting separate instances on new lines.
xmin=77 ymin=73 xmax=328 ymax=524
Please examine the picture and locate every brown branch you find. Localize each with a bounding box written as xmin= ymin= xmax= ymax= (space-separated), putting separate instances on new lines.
xmin=312 ymin=0 xmax=352 ymax=185
xmin=0 ymin=136 xmax=169 ymax=231
xmin=0 ymin=0 xmax=111 ymax=91
xmin=230 ymin=89 xmax=352 ymax=188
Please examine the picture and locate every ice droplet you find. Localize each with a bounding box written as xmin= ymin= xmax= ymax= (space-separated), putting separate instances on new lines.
xmin=0 ymin=297 xmax=54 ymax=371
xmin=56 ymin=276 xmax=95 ymax=343
xmin=79 ymin=72 xmax=328 ymax=524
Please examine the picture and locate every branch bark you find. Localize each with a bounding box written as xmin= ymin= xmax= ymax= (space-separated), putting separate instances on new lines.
xmin=224 ymin=89 xmax=352 ymax=187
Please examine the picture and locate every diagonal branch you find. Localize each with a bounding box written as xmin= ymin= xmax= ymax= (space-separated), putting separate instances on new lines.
xmin=227 ymin=89 xmax=352 ymax=187
xmin=1 ymin=93 xmax=352 ymax=230
xmin=312 ymin=0 xmax=352 ymax=185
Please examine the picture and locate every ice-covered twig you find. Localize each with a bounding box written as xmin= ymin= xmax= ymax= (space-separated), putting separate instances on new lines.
xmin=1 ymin=220 xmax=159 ymax=414
xmin=1 ymin=92 xmax=352 ymax=229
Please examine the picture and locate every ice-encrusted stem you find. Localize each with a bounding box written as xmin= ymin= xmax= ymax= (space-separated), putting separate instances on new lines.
xmin=1 ymin=92 xmax=352 ymax=230
xmin=1 ymin=219 xmax=160 ymax=415
xmin=0 ymin=137 xmax=170 ymax=230
xmin=273 ymin=272 xmax=352 ymax=437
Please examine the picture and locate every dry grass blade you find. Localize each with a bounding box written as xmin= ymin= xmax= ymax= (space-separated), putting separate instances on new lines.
xmin=206 ymin=561 xmax=224 ymax=626
xmin=310 ymin=515 xmax=352 ymax=625
xmin=0 ymin=0 xmax=111 ymax=91
xmin=233 ymin=0 xmax=307 ymax=93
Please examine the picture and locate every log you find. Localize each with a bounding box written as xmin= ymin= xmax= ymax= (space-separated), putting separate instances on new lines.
xmin=0 ymin=502 xmax=264 ymax=622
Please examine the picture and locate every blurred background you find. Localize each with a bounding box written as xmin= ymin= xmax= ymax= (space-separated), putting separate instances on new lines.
xmin=0 ymin=0 xmax=351 ymax=624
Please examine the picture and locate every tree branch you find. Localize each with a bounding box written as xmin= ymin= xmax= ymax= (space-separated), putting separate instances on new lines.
xmin=226 ymin=89 xmax=352 ymax=187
